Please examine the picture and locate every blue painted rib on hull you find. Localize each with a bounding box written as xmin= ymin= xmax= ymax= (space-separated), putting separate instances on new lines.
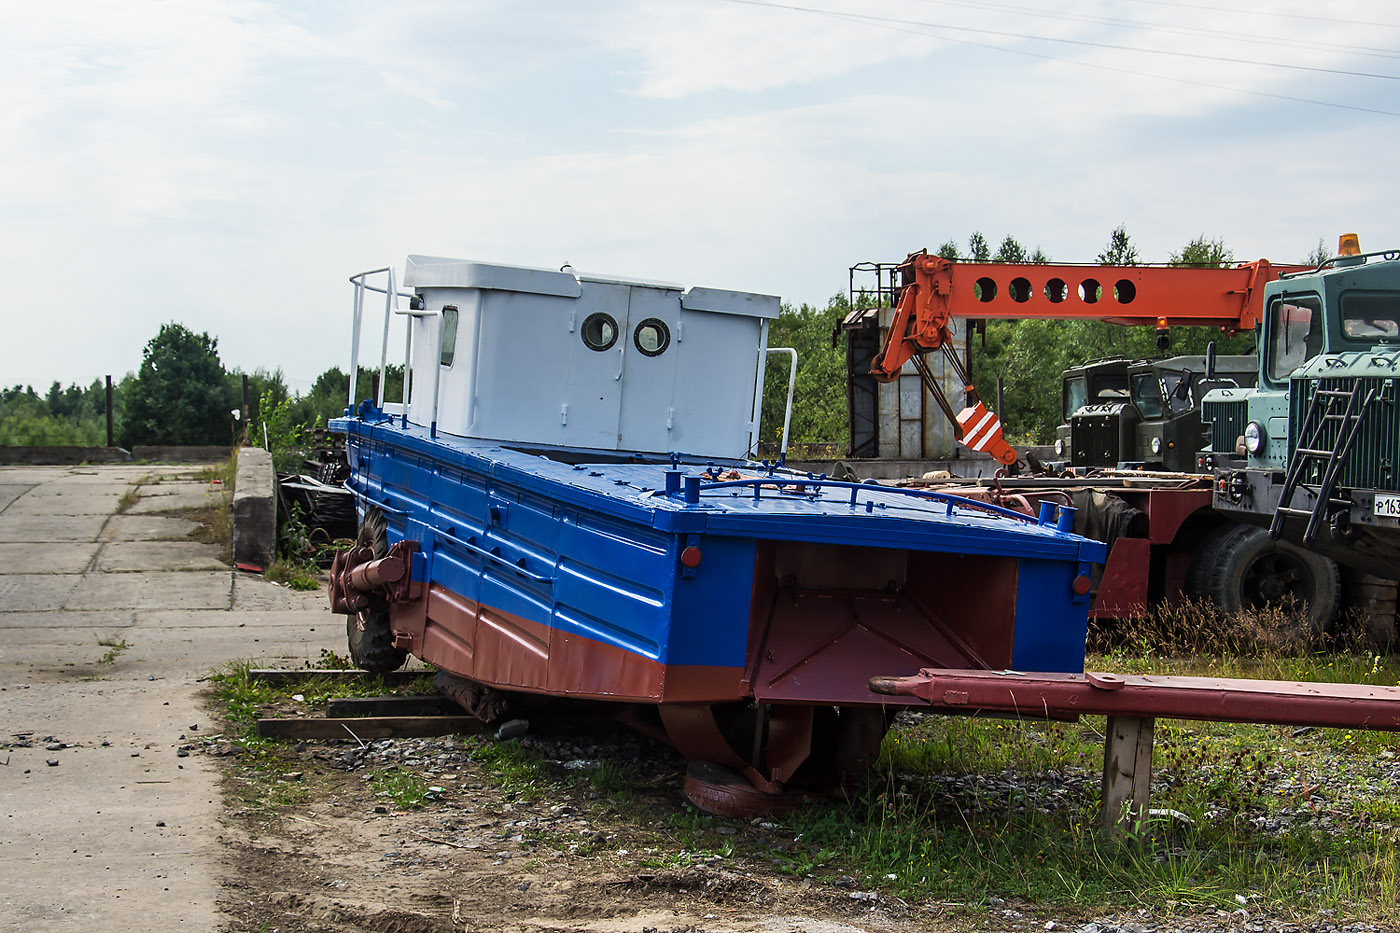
xmin=335 ymin=418 xmax=1102 ymax=674
xmin=336 ymin=417 xmax=1105 ymax=566
xmin=553 ymin=603 xmax=662 ymax=660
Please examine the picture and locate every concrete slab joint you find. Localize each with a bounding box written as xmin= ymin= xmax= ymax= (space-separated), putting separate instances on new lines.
xmin=232 ymin=447 xmax=276 ymax=571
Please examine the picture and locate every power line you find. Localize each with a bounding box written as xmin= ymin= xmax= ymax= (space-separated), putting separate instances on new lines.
xmin=907 ymin=0 xmax=1400 ymax=61
xmin=721 ymin=0 xmax=1400 ymax=81
xmin=1115 ymin=0 xmax=1400 ymax=32
xmin=715 ymin=0 xmax=1400 ymax=117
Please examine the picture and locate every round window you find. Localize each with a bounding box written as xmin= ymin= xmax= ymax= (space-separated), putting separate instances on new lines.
xmin=633 ymin=318 xmax=671 ymax=357
xmin=580 ymin=312 xmax=618 ymax=351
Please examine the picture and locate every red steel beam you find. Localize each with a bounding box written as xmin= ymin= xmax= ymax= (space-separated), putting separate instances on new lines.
xmin=869 ymin=668 xmax=1400 ymax=731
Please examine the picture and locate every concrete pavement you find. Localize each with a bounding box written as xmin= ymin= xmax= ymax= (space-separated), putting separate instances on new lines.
xmin=0 ymin=463 xmax=341 ymax=931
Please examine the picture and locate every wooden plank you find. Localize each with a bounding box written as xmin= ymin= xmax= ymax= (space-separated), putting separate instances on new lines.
xmin=326 ymin=696 xmax=461 ymax=718
xmin=246 ymin=668 xmax=431 ymax=686
xmin=255 ymin=716 xmax=484 ymax=740
xmin=1099 ymin=714 xmax=1154 ymax=839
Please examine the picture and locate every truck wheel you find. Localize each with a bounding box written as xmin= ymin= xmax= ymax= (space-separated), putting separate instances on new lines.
xmin=1185 ymin=524 xmax=1234 ymax=600
xmin=1205 ymin=524 xmax=1340 ymax=634
xmin=346 ymin=507 xmax=408 ymax=674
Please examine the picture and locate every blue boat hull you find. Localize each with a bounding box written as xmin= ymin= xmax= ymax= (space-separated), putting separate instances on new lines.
xmin=332 ymin=417 xmax=1105 ymax=710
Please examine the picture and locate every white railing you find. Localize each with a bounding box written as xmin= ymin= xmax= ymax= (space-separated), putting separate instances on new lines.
xmin=348 ymin=266 xmax=448 ymax=437
xmin=766 ymin=347 xmax=798 ymax=462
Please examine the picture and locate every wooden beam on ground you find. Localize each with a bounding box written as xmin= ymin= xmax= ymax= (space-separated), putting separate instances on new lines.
xmin=1100 ymin=714 xmax=1154 ymax=839
xmin=256 ymin=716 xmax=484 ymax=740
xmin=326 ymin=696 xmax=462 ymax=718
xmin=245 ymin=668 xmax=431 ymax=686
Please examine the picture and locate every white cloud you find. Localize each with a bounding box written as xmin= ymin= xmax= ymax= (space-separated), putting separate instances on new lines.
xmin=1 ymin=0 xmax=1396 ymax=391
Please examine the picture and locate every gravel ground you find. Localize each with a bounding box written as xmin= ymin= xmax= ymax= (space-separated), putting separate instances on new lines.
xmin=208 ymin=713 xmax=1400 ymax=933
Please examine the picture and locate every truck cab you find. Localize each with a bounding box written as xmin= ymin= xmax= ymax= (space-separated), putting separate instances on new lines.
xmin=1207 ymin=243 xmax=1400 ymax=579
xmin=1055 ymin=359 xmax=1133 ymax=467
xmin=1127 ymin=354 xmax=1257 ymax=472
xmin=1056 ymin=354 xmax=1256 ymax=472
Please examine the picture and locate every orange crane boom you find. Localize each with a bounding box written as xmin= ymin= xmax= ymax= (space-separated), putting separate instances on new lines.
xmin=870 ymin=250 xmax=1308 ymax=468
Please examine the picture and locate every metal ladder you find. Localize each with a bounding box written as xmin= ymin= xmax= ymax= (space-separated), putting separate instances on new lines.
xmin=1269 ymin=379 xmax=1376 ymax=545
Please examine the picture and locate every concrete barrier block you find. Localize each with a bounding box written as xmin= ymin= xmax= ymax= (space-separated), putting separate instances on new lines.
xmin=232 ymin=447 xmax=277 ymax=571
xmin=132 ymin=445 xmax=234 ymax=462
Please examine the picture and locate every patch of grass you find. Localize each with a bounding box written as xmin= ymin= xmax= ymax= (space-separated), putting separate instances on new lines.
xmin=463 ymin=736 xmax=553 ymax=800
xmin=265 ymin=558 xmax=320 ymax=591
xmin=196 ymin=452 xmax=236 ymax=489
xmin=756 ymin=660 xmax=1400 ymax=920
xmin=186 ymin=453 xmax=236 ymax=560
xmin=310 ymin=648 xmax=355 ymax=671
xmin=207 ymin=661 xmax=439 ymax=818
xmin=209 ymin=661 xmax=437 ymax=740
xmin=115 ymin=488 xmax=139 ymax=513
xmin=367 ymin=767 xmax=432 ymax=809
xmin=96 ymin=637 xmax=129 ymax=665
xmin=210 ymin=662 xmax=286 ymax=737
xmin=583 ymin=758 xmax=629 ymax=796
xmin=1088 ymin=597 xmax=1375 ymax=660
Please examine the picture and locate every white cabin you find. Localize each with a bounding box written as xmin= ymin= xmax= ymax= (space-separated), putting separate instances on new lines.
xmin=356 ymin=257 xmax=782 ymax=459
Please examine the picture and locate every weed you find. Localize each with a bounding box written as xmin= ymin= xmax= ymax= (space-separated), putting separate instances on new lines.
xmin=196 ymin=453 xmax=236 ymax=489
xmin=209 ymin=661 xmax=436 ymax=739
xmin=257 ymin=390 xmax=314 ymax=474
xmin=208 ymin=661 xmax=440 ymax=819
xmin=584 ymin=758 xmax=629 ymax=796
xmin=310 ymin=648 xmax=355 ymax=671
xmin=463 ymin=736 xmax=551 ymax=800
xmin=265 ymin=558 xmax=319 ymax=591
xmin=96 ymin=637 xmax=129 ymax=664
xmin=368 ymin=767 xmax=431 ymax=809
xmin=116 ymin=488 xmax=139 ymax=513
xmin=279 ymin=502 xmax=314 ymax=562
xmin=1088 ymin=597 xmax=1373 ymax=659
xmin=267 ymin=502 xmax=321 ymax=589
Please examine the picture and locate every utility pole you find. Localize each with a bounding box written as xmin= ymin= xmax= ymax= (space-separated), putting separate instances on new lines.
xmin=105 ymin=375 xmax=114 ymax=448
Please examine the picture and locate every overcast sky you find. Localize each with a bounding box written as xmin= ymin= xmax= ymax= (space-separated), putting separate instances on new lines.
xmin=4 ymin=0 xmax=1397 ymax=392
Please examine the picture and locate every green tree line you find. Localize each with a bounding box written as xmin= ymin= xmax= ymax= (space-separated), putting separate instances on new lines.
xmin=0 ymin=322 xmax=389 ymax=452
xmin=759 ymin=226 xmax=1329 ymax=450
xmin=4 ymin=228 xmax=1333 ymax=456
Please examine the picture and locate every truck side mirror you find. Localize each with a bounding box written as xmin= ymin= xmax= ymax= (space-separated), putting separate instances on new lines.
xmin=1174 ymin=370 xmax=1193 ymax=401
xmin=1205 ymin=341 xmax=1217 ymax=379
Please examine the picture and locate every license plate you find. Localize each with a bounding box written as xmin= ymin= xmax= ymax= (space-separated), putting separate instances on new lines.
xmin=1375 ymin=494 xmax=1400 ymax=518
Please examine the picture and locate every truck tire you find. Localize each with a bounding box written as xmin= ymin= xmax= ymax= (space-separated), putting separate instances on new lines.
xmin=347 ymin=507 xmax=408 ymax=674
xmin=1205 ymin=524 xmax=1340 ymax=634
xmin=1185 ymin=524 xmax=1234 ymax=600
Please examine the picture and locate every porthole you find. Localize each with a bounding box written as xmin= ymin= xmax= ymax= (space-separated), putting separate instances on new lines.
xmin=633 ymin=318 xmax=671 ymax=357
xmin=580 ymin=312 xmax=619 ymax=351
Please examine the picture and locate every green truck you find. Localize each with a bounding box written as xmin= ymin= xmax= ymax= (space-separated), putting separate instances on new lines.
xmin=1056 ymin=353 xmax=1257 ymax=473
xmin=1203 ymin=240 xmax=1400 ymax=642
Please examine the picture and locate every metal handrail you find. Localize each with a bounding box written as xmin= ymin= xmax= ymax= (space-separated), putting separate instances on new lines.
xmin=430 ymin=524 xmax=555 ymax=584
xmin=346 ymin=267 xmax=415 ymax=412
xmin=766 ymin=348 xmax=797 ymax=461
xmin=395 ymin=307 xmax=444 ymax=437
xmin=680 ymin=476 xmax=1047 ymax=525
xmin=346 ymin=478 xmax=554 ymax=582
xmin=344 ymin=478 xmax=410 ymax=515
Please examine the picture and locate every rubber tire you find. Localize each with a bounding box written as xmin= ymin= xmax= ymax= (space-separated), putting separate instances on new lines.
xmin=1205 ymin=524 xmax=1340 ymax=634
xmin=1185 ymin=524 xmax=1235 ymax=600
xmin=346 ymin=507 xmax=408 ymax=674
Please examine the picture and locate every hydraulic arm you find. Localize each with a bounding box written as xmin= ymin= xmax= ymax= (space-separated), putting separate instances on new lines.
xmin=870 ymin=250 xmax=1304 ymax=468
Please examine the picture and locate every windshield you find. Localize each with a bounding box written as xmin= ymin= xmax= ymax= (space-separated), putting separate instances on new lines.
xmin=1131 ymin=373 xmax=1165 ymax=418
xmin=1267 ymin=295 xmax=1323 ymax=382
xmin=1063 ymin=376 xmax=1087 ymax=420
xmin=1091 ymin=373 xmax=1130 ymax=400
xmin=1341 ymin=292 xmax=1400 ymax=342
